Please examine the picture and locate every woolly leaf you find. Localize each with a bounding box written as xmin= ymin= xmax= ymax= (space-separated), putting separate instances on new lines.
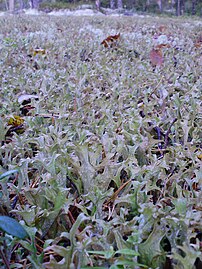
xmin=0 ymin=216 xmax=28 ymax=239
xmin=0 ymin=169 xmax=19 ymax=181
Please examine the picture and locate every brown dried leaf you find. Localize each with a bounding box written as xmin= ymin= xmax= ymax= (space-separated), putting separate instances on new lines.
xmin=158 ymin=25 xmax=167 ymax=33
xmin=101 ymin=33 xmax=120 ymax=48
xmin=194 ymin=35 xmax=202 ymax=48
xmin=156 ymin=43 xmax=171 ymax=49
xmin=31 ymin=48 xmax=46 ymax=56
xmin=150 ymin=48 xmax=163 ymax=67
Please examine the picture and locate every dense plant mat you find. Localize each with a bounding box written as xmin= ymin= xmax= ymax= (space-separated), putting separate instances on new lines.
xmin=0 ymin=14 xmax=201 ymax=268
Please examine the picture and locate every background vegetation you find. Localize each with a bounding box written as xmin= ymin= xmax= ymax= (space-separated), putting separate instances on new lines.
xmin=0 ymin=0 xmax=202 ymax=16
xmin=0 ymin=9 xmax=201 ymax=269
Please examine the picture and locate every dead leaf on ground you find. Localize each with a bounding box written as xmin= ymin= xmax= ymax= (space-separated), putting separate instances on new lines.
xmin=31 ymin=48 xmax=46 ymax=56
xmin=194 ymin=35 xmax=202 ymax=48
xmin=156 ymin=43 xmax=170 ymax=49
xmin=6 ymin=115 xmax=25 ymax=136
xmin=150 ymin=48 xmax=163 ymax=67
xmin=197 ymin=154 xmax=202 ymax=160
xmin=158 ymin=25 xmax=167 ymax=33
xmin=7 ymin=115 xmax=24 ymax=127
xmin=101 ymin=33 xmax=120 ymax=48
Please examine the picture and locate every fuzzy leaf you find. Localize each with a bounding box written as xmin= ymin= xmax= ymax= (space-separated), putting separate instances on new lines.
xmin=0 ymin=169 xmax=19 ymax=181
xmin=171 ymin=243 xmax=201 ymax=269
xmin=0 ymin=216 xmax=28 ymax=239
xmin=69 ymin=213 xmax=89 ymax=246
xmin=115 ymin=248 xmax=139 ymax=256
xmin=138 ymin=223 xmax=166 ymax=268
xmin=88 ymin=248 xmax=115 ymax=259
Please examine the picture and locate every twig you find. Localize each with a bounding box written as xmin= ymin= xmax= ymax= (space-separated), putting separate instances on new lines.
xmin=0 ymin=247 xmax=10 ymax=269
xmin=104 ymin=179 xmax=132 ymax=206
xmin=22 ymin=259 xmax=27 ymax=269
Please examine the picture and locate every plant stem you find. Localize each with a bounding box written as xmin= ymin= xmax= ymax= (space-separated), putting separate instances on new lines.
xmin=0 ymin=247 xmax=10 ymax=269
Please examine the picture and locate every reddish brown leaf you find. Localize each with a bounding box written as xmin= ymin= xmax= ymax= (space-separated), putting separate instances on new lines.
xmin=101 ymin=40 xmax=108 ymax=48
xmin=158 ymin=25 xmax=167 ymax=33
xmin=194 ymin=35 xmax=202 ymax=48
xmin=150 ymin=48 xmax=163 ymax=67
xmin=156 ymin=43 xmax=170 ymax=49
xmin=101 ymin=33 xmax=120 ymax=48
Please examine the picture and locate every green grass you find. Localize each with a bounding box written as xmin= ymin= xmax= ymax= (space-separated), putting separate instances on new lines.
xmin=0 ymin=14 xmax=201 ymax=268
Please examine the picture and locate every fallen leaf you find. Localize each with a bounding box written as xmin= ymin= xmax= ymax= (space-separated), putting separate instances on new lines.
xmin=150 ymin=48 xmax=163 ymax=67
xmin=158 ymin=25 xmax=167 ymax=33
xmin=194 ymin=35 xmax=202 ymax=48
xmin=31 ymin=48 xmax=46 ymax=56
xmin=101 ymin=33 xmax=120 ymax=48
xmin=197 ymin=154 xmax=202 ymax=160
xmin=7 ymin=115 xmax=24 ymax=127
xmin=156 ymin=43 xmax=170 ymax=49
xmin=6 ymin=115 xmax=25 ymax=136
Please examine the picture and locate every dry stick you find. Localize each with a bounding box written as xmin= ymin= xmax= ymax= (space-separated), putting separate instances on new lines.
xmin=104 ymin=179 xmax=132 ymax=206
xmin=164 ymin=118 xmax=177 ymax=149
xmin=0 ymin=248 xmax=10 ymax=269
xmin=22 ymin=259 xmax=27 ymax=269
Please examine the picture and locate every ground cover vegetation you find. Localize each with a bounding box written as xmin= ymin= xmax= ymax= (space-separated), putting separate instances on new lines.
xmin=0 ymin=14 xmax=201 ymax=268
